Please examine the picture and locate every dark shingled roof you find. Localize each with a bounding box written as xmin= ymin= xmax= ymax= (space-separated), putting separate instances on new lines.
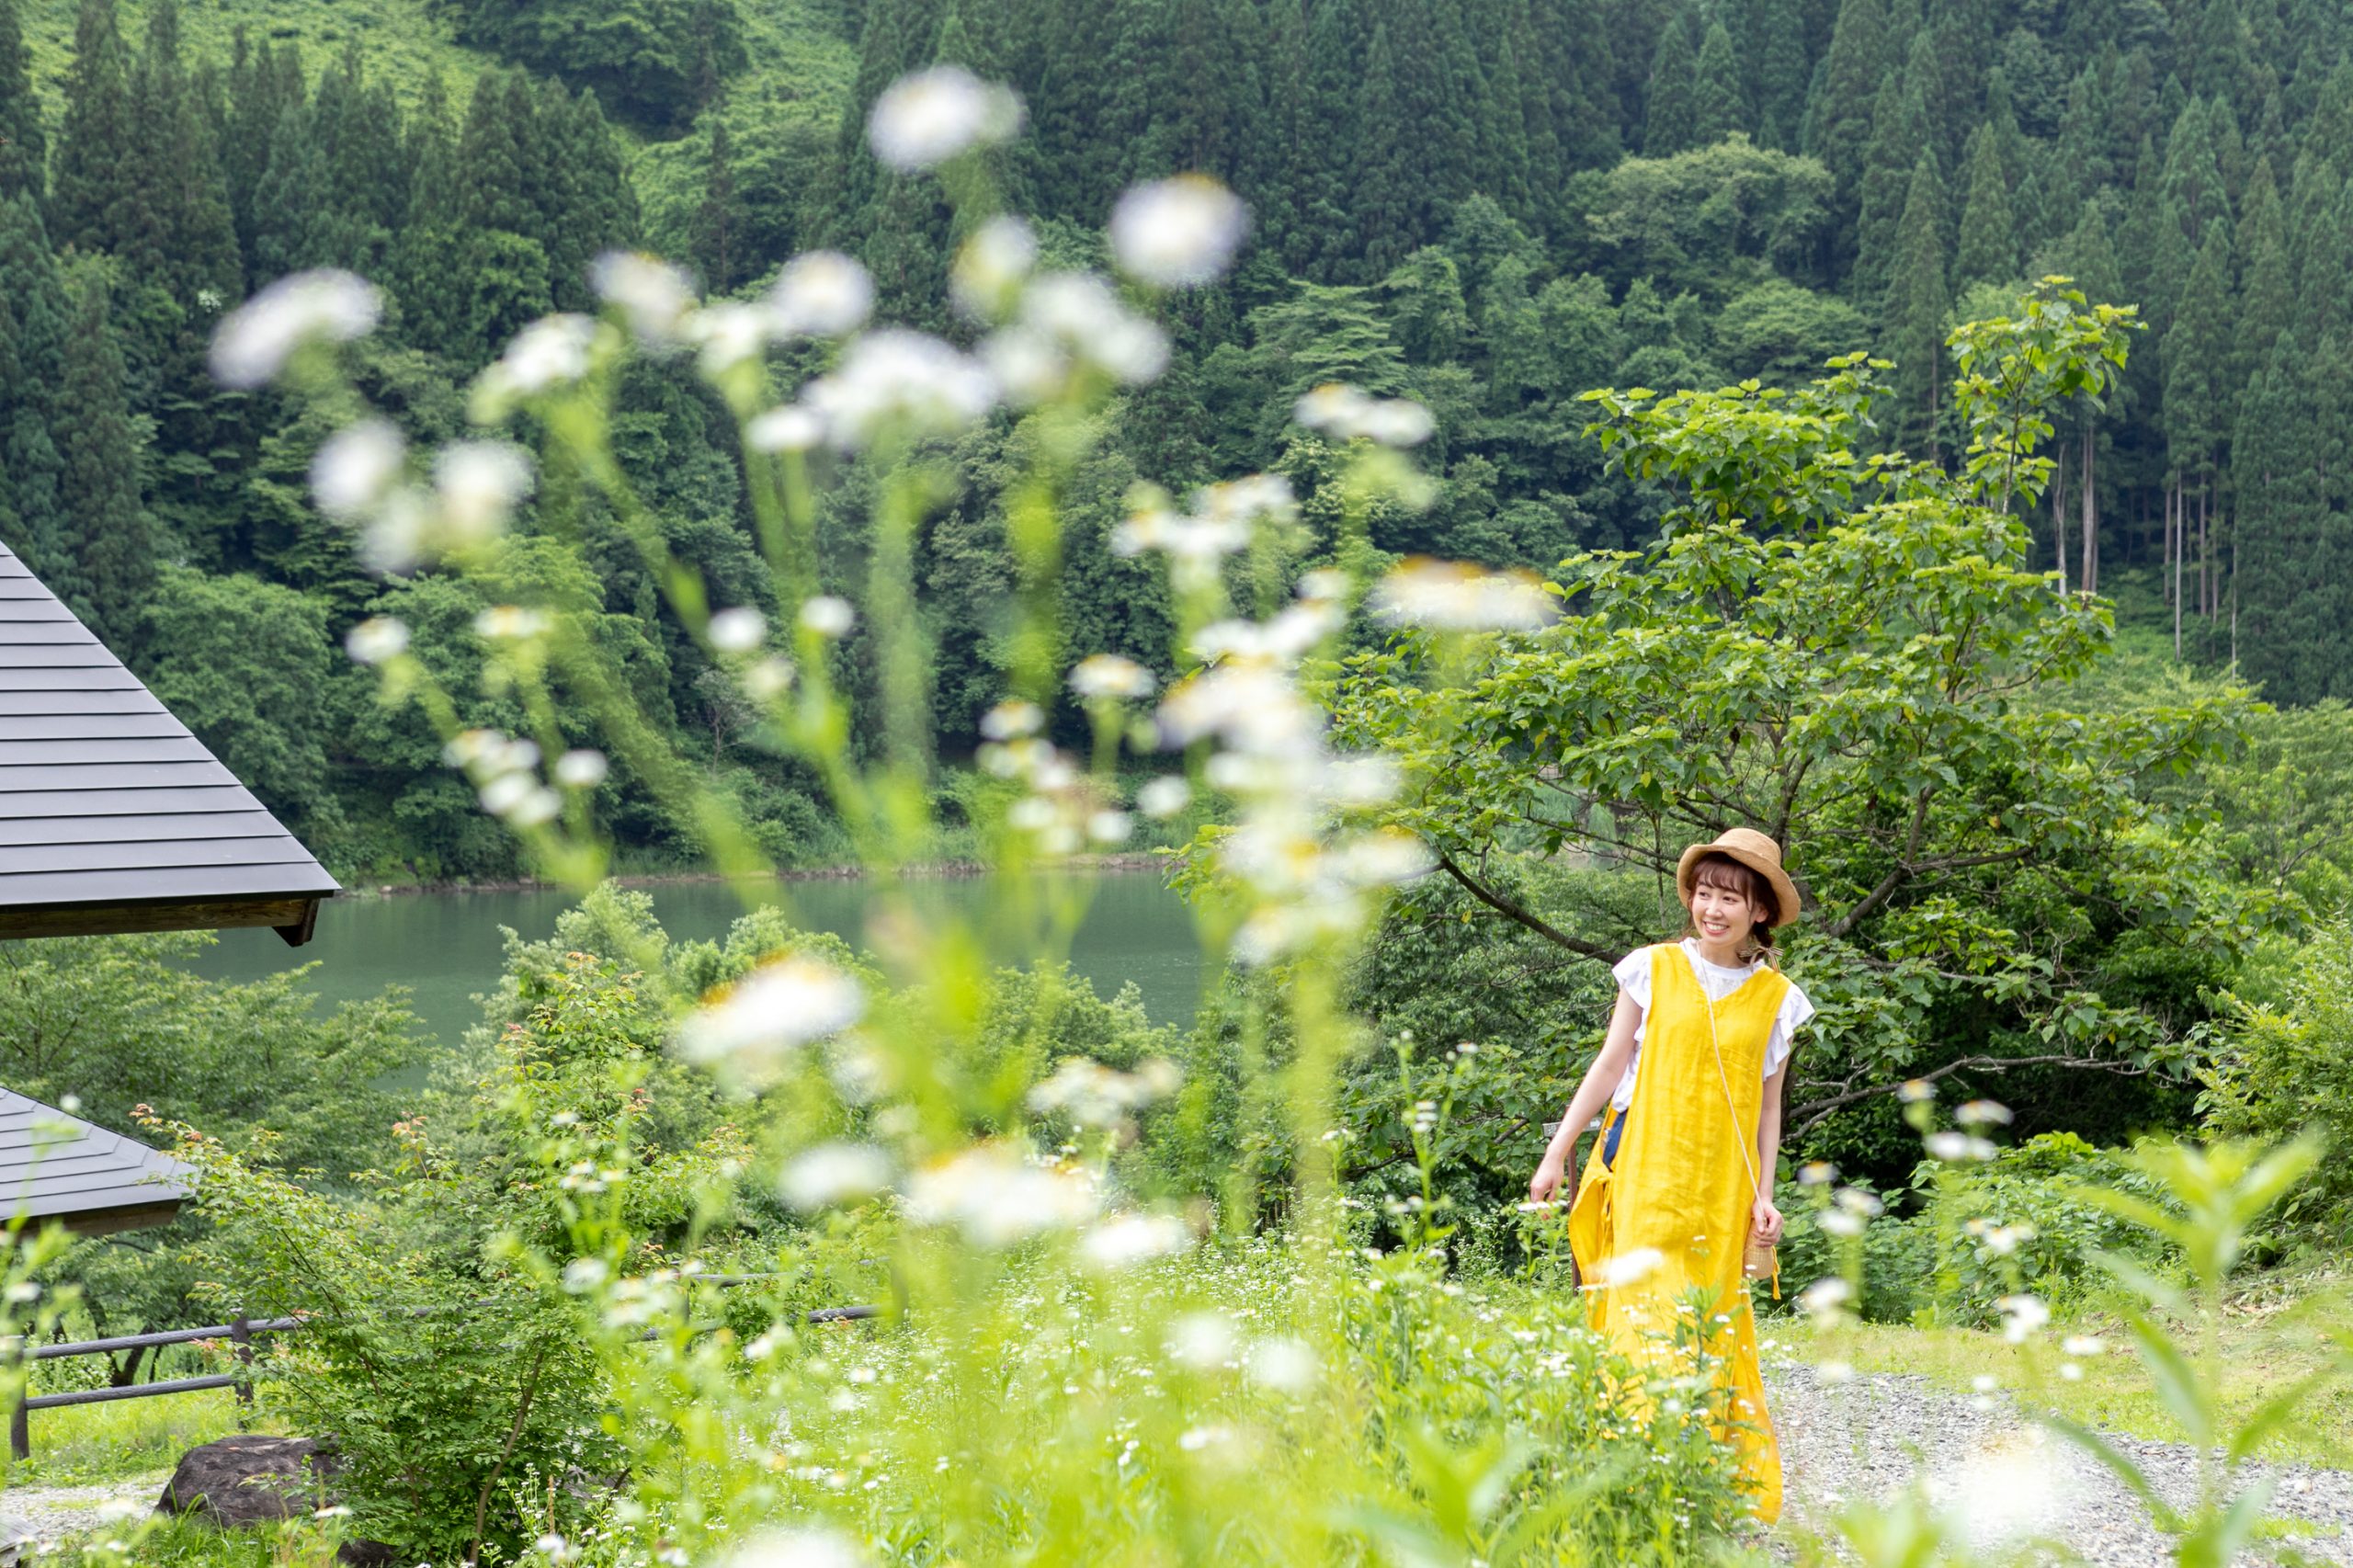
xmin=0 ymin=540 xmax=338 ymax=942
xmin=0 ymin=1088 xmax=192 ymax=1235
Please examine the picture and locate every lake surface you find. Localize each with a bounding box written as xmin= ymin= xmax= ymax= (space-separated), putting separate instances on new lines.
xmin=190 ymin=870 xmax=1207 ymax=1049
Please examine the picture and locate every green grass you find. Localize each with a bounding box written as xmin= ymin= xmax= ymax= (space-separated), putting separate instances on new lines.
xmin=1781 ymin=1266 xmax=2353 ymax=1467
xmin=7 ymin=1389 xmax=263 ymax=1488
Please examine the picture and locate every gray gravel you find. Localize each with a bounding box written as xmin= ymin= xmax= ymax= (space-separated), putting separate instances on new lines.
xmin=1769 ymin=1361 xmax=2353 ymax=1564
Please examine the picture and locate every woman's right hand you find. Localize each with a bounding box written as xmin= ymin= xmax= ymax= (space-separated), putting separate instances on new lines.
xmin=1529 ymin=1154 xmax=1566 ymax=1206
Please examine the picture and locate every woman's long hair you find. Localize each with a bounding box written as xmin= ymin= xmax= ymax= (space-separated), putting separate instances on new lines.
xmin=1679 ymin=852 xmax=1779 ymax=967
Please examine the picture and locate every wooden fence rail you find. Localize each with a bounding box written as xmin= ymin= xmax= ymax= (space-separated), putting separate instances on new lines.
xmin=3 ymin=1300 xmax=879 ymax=1460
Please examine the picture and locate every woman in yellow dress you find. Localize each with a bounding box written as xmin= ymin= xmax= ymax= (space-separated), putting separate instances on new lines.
xmin=1527 ymin=828 xmax=1812 ymax=1523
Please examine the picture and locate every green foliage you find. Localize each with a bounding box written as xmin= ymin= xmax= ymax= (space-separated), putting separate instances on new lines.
xmin=1339 ymin=320 xmax=2255 ymax=1180
xmin=2201 ymin=923 xmax=2353 ymax=1235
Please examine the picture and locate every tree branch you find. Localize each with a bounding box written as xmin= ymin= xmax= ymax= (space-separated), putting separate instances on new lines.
xmin=1434 ymin=851 xmax=1620 ymax=964
xmin=1787 ymin=1051 xmax=2158 ymax=1135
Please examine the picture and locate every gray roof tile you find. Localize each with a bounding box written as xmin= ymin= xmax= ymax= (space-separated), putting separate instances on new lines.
xmin=0 ymin=1088 xmax=191 ymax=1226
xmin=0 ymin=540 xmax=339 ymax=918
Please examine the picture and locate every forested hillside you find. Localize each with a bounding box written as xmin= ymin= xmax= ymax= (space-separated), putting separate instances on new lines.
xmin=0 ymin=0 xmax=2346 ymax=880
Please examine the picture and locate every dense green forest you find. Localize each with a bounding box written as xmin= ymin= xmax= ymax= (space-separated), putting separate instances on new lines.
xmin=2 ymin=0 xmax=2349 ymax=879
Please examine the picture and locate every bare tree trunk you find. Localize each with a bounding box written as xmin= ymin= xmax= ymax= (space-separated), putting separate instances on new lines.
xmin=2201 ymin=481 xmax=2214 ymax=621
xmin=2080 ymin=434 xmax=2097 ymax=594
xmin=2052 ymin=439 xmax=2070 ymax=594
xmin=2170 ymin=480 xmax=2183 ymax=658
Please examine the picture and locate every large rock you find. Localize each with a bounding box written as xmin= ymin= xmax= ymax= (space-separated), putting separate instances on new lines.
xmin=157 ymin=1434 xmax=340 ymax=1525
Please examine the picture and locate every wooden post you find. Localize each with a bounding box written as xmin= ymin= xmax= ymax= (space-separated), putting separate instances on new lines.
xmin=230 ymin=1315 xmax=254 ymax=1408
xmin=7 ymin=1339 xmax=28 ymax=1461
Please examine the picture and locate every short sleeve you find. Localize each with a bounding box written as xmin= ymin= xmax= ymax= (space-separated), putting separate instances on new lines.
xmin=1763 ymin=979 xmax=1815 ymax=1077
xmin=1611 ymin=947 xmax=1654 ymax=1011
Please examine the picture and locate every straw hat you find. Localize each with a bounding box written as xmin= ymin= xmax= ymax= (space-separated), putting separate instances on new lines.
xmin=1676 ymin=827 xmax=1801 ymax=928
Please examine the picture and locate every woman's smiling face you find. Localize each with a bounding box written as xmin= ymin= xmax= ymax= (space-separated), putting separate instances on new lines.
xmin=1688 ymin=875 xmax=1757 ymax=943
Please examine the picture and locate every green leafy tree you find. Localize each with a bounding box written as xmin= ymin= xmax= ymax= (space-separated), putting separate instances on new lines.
xmin=49 ymin=0 xmax=134 ymax=256
xmin=1337 ymin=309 xmax=2239 ymax=1166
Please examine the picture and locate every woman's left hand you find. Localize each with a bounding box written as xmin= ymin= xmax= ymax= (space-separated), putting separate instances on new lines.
xmin=1750 ymin=1195 xmax=1783 ymax=1244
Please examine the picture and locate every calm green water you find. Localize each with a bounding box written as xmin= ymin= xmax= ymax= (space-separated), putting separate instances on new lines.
xmin=190 ymin=871 xmax=1206 ymax=1048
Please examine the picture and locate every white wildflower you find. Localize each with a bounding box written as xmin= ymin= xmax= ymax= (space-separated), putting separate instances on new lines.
xmin=561 ymin=1257 xmax=608 ymax=1293
xmin=1165 ymin=1312 xmax=1237 ymax=1369
xmin=2062 ymin=1335 xmax=2107 ymax=1358
xmin=344 ymin=616 xmax=410 ymax=665
xmin=1109 ymin=175 xmax=1249 ymax=287
xmin=980 ymin=699 xmax=1043 ymax=740
xmin=709 ymin=607 xmax=767 ymax=653
xmin=1136 ymin=776 xmax=1190 ymax=818
xmin=1016 ymin=273 xmax=1168 ymax=385
xmin=952 ymin=214 xmax=1038 ymax=318
xmin=1081 ymin=1212 xmax=1192 ymax=1268
xmin=1796 ymin=1277 xmax=1853 ymax=1317
xmin=676 ymin=956 xmax=867 ymax=1073
xmin=1897 ymin=1078 xmax=1938 ymax=1103
xmin=903 ymin=1144 xmax=1099 ymax=1246
xmin=591 ymin=253 xmax=696 ymax=344
xmin=1593 ymin=1246 xmax=1665 ymax=1288
xmin=1995 ymin=1294 xmax=2051 ymax=1344
xmin=800 ymin=596 xmax=856 ymax=638
xmin=803 ymin=330 xmax=996 ymax=447
xmin=1334 ymin=828 xmax=1435 ymax=885
xmin=1069 ymin=653 xmax=1154 ymax=700
xmin=1372 ymin=558 xmax=1558 ymax=631
xmin=769 ymin=250 xmax=874 ymax=338
xmin=1292 ymin=382 xmax=1436 ymax=446
xmin=1798 ymin=1161 xmax=1838 ymax=1186
xmin=554 ymin=749 xmax=608 ymax=789
xmin=1086 ymin=809 xmax=1131 ymax=844
xmin=311 ymin=419 xmax=406 ymax=521
xmin=475 ymin=314 xmax=599 ymax=420
xmin=1244 ymin=1336 xmax=1318 ymax=1392
xmin=210 ymin=270 xmax=381 ymax=388
xmin=1818 ymin=1210 xmax=1867 ymax=1238
xmin=867 ymin=66 xmax=1022 ymax=171
xmin=1955 ymin=1098 xmax=2014 ymax=1127
xmin=747 ymin=403 xmax=826 ymax=453
xmin=688 ymin=301 xmax=774 ymax=375
xmin=745 ymin=654 xmax=797 ymax=699
xmin=1926 ymin=1131 xmax=1997 ymax=1162
xmin=473 ymin=605 xmax=550 ymax=642
xmin=719 ymin=1525 xmax=871 ymax=1568
xmin=435 ymin=441 xmax=534 ymax=544
xmin=779 ymin=1142 xmax=895 ymax=1211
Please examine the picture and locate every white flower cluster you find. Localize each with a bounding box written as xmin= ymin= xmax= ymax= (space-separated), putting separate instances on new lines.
xmin=1111 ymin=474 xmax=1295 ymax=594
xmin=1026 ymin=1057 xmax=1181 ymax=1129
xmin=1371 ymin=558 xmax=1559 ymax=632
xmin=867 ymin=65 xmax=1023 ymax=172
xmin=443 ymin=728 xmax=564 ymax=828
xmin=311 ymin=418 xmax=535 ymax=574
xmin=1109 ymin=176 xmax=1249 ymax=288
xmin=976 ymin=701 xmax=1130 ymax=854
xmin=903 ymin=1142 xmax=1101 ymax=1247
xmin=983 ymin=272 xmax=1169 ymax=403
xmin=1294 ymin=382 xmax=1437 ymax=448
xmin=209 ymin=270 xmax=381 ymax=388
xmin=676 ymin=954 xmax=868 ymax=1081
xmin=1144 ymin=568 xmax=1434 ymax=963
xmin=779 ymin=1142 xmax=895 ymax=1211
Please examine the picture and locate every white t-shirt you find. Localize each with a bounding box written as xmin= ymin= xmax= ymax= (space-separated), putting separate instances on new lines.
xmin=1606 ymin=939 xmax=1813 ymax=1112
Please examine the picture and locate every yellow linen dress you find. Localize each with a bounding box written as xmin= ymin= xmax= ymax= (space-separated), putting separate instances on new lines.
xmin=1566 ymin=942 xmax=1785 ymax=1520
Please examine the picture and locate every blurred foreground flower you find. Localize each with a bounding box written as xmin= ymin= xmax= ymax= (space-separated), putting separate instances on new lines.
xmin=779 ymin=1142 xmax=895 ymax=1211
xmin=210 ymin=269 xmax=381 ymax=387
xmin=677 ymin=956 xmax=867 ymax=1075
xmin=868 ymin=66 xmax=1022 ymax=171
xmin=1373 ymin=559 xmax=1558 ymax=632
xmin=1110 ymin=176 xmax=1248 ymax=287
xmin=904 ymin=1144 xmax=1099 ymax=1245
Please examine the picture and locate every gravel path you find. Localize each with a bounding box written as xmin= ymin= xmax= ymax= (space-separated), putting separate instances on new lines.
xmin=1770 ymin=1362 xmax=2353 ymax=1563
xmin=0 ymin=1472 xmax=168 ymax=1556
